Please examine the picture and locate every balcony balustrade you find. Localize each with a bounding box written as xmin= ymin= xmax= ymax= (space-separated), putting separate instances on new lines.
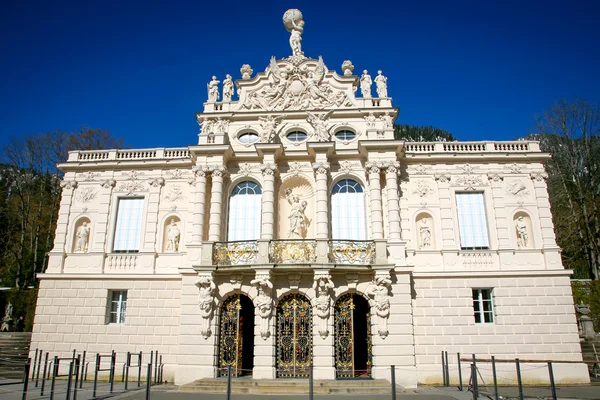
xmin=269 ymin=240 xmax=317 ymax=264
xmin=213 ymin=240 xmax=259 ymax=266
xmin=329 ymin=240 xmax=375 ymax=265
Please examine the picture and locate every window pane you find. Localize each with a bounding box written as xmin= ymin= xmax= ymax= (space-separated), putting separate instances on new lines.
xmin=109 ymin=290 xmax=127 ymax=324
xmin=456 ymin=193 xmax=489 ymax=249
xmin=228 ymin=181 xmax=262 ymax=241
xmin=113 ymin=198 xmax=144 ymax=252
xmin=473 ymin=288 xmax=494 ymax=324
xmin=331 ymin=179 xmax=366 ymax=240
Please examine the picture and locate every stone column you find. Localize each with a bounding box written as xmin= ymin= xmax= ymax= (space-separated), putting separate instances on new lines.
xmin=366 ymin=162 xmax=384 ymax=240
xmin=190 ymin=166 xmax=208 ymax=244
xmin=208 ymin=165 xmax=227 ymax=241
xmin=312 ymin=162 xmax=330 ymax=239
xmin=384 ymin=162 xmax=402 ymax=241
xmin=260 ymin=163 xmax=277 ymax=240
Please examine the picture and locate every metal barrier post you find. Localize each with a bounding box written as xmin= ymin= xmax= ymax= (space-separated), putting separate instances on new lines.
xmin=93 ymin=354 xmax=99 ymax=398
xmin=154 ymin=351 xmax=159 ymax=384
xmin=309 ymin=364 xmax=314 ymax=400
xmin=146 ymin=363 xmax=152 ymax=400
xmin=516 ymin=358 xmax=524 ymax=400
xmin=391 ymin=365 xmax=396 ymax=400
xmin=226 ymin=365 xmax=232 ymax=400
xmin=31 ymin=349 xmax=38 ymax=380
xmin=138 ymin=351 xmax=142 ymax=387
xmin=79 ymin=351 xmax=86 ymax=388
xmin=35 ymin=350 xmax=43 ymax=387
xmin=472 ymin=354 xmax=478 ymax=400
xmin=548 ymin=362 xmax=557 ymax=400
xmin=73 ymin=356 xmax=80 ymax=400
xmin=159 ymin=355 xmax=163 ymax=383
xmin=22 ymin=358 xmax=31 ymax=400
xmin=445 ymin=351 xmax=450 ymax=386
xmin=66 ymin=361 xmax=74 ymax=400
xmin=125 ymin=352 xmax=130 ymax=390
xmin=441 ymin=351 xmax=446 ymax=386
xmin=110 ymin=350 xmax=116 ymax=393
xmin=492 ymin=356 xmax=498 ymax=400
xmin=40 ymin=353 xmax=49 ymax=395
xmin=149 ymin=351 xmax=154 ymax=384
xmin=49 ymin=357 xmax=58 ymax=400
xmin=457 ymin=353 xmax=463 ymax=391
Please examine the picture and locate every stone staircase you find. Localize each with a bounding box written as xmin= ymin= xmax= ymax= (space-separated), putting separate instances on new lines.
xmin=0 ymin=332 xmax=31 ymax=380
xmin=178 ymin=377 xmax=396 ymax=395
xmin=580 ymin=337 xmax=600 ymax=378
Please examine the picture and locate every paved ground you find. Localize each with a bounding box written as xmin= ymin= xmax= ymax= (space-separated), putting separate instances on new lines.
xmin=1 ymin=381 xmax=599 ymax=400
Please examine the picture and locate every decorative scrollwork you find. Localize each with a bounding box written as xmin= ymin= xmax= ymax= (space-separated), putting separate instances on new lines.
xmin=329 ymin=240 xmax=375 ymax=265
xmin=213 ymin=241 xmax=259 ymax=266
xmin=269 ymin=240 xmax=316 ymax=263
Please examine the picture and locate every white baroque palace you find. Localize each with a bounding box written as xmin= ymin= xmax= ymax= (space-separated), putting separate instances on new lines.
xmin=30 ymin=9 xmax=589 ymax=387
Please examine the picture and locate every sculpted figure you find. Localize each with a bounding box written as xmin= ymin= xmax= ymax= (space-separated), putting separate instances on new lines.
xmin=76 ymin=222 xmax=90 ymax=252
xmin=365 ymin=112 xmax=377 ymax=128
xmin=360 ymin=70 xmax=372 ymax=98
xmin=313 ymin=274 xmax=334 ymax=338
xmin=283 ymin=9 xmax=305 ymax=56
xmin=0 ymin=303 xmax=13 ymax=332
xmin=419 ymin=219 xmax=431 ymax=249
xmin=515 ymin=216 xmax=528 ymax=248
xmin=306 ymin=110 xmax=334 ymax=141
xmin=166 ymin=219 xmax=181 ymax=252
xmin=286 ymin=188 xmax=307 ymax=239
xmin=251 ymin=275 xmax=274 ymax=338
xmin=222 ymin=74 xmax=234 ymax=102
xmin=258 ymin=114 xmax=286 ymax=142
xmin=200 ymin=118 xmax=213 ymax=135
xmin=207 ymin=76 xmax=220 ymax=102
xmin=374 ymin=70 xmax=388 ymax=98
xmin=368 ymin=275 xmax=392 ymax=338
xmin=195 ymin=276 xmax=216 ymax=338
xmin=380 ymin=112 xmax=394 ymax=128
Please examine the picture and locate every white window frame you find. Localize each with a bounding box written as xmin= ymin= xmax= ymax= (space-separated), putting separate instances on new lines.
xmin=112 ymin=198 xmax=144 ymax=253
xmin=227 ymin=181 xmax=262 ymax=241
xmin=472 ymin=288 xmax=494 ymax=324
xmin=331 ymin=179 xmax=367 ymax=240
xmin=455 ymin=192 xmax=490 ymax=249
xmin=108 ymin=290 xmax=128 ymax=324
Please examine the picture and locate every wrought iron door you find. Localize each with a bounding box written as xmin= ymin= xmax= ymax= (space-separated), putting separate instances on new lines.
xmin=276 ymin=294 xmax=313 ymax=378
xmin=218 ymin=296 xmax=242 ymax=376
xmin=334 ymin=294 xmax=372 ymax=378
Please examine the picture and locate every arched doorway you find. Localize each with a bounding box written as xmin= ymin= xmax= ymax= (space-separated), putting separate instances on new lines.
xmin=334 ymin=293 xmax=372 ymax=378
xmin=217 ymin=294 xmax=255 ymax=376
xmin=276 ymin=293 xmax=312 ymax=378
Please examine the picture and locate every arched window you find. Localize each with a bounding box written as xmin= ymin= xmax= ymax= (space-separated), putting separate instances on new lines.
xmin=228 ymin=181 xmax=262 ymax=241
xmin=331 ymin=179 xmax=366 ymax=240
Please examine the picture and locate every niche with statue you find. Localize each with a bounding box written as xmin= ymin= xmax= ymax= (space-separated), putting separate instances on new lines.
xmin=415 ymin=212 xmax=435 ymax=249
xmin=513 ymin=212 xmax=533 ymax=249
xmin=277 ymin=176 xmax=314 ymax=239
xmin=72 ymin=217 xmax=92 ymax=253
xmin=162 ymin=216 xmax=182 ymax=253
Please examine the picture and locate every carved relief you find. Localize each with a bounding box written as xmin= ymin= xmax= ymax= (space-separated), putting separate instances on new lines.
xmin=434 ymin=173 xmax=450 ymax=183
xmin=453 ymin=174 xmax=486 ymax=190
xmin=163 ymin=185 xmax=185 ymax=203
xmin=506 ymin=179 xmax=529 ymax=197
xmin=412 ymin=180 xmax=433 ymax=198
xmin=367 ymin=273 xmax=392 ymax=338
xmin=313 ymin=273 xmax=334 ymax=338
xmin=61 ymin=180 xmax=78 ymax=190
xmin=251 ymin=273 xmax=274 ymax=339
xmin=80 ymin=172 xmax=100 ymax=182
xmin=101 ymin=179 xmax=116 ymax=189
xmin=288 ymin=162 xmax=303 ymax=177
xmin=116 ymin=171 xmax=146 ymax=195
xmin=149 ymin=177 xmax=165 ymax=188
xmin=364 ymin=112 xmax=377 ymax=128
xmin=259 ymin=115 xmax=286 ymax=142
xmin=306 ymin=110 xmax=334 ymax=141
xmin=487 ymin=173 xmax=504 ymax=183
xmin=195 ymin=275 xmax=216 ymax=339
xmin=76 ymin=187 xmax=97 ymax=203
xmin=530 ymin=171 xmax=548 ymax=182
xmin=166 ymin=169 xmax=187 ymax=180
xmin=338 ymin=160 xmax=354 ymax=175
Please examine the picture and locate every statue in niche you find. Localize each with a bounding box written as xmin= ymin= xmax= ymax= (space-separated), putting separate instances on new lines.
xmin=515 ymin=216 xmax=529 ymax=248
xmin=283 ymin=9 xmax=304 ymax=57
xmin=313 ymin=274 xmax=334 ymax=338
xmin=222 ymin=74 xmax=234 ymax=102
xmin=419 ymin=219 xmax=432 ymax=249
xmin=258 ymin=114 xmax=286 ymax=142
xmin=368 ymin=275 xmax=392 ymax=338
xmin=0 ymin=303 xmax=13 ymax=332
xmin=166 ymin=219 xmax=181 ymax=252
xmin=251 ymin=275 xmax=274 ymax=339
xmin=374 ymin=70 xmax=388 ymax=98
xmin=195 ymin=276 xmax=216 ymax=338
xmin=360 ymin=70 xmax=372 ymax=98
xmin=207 ymin=76 xmax=220 ymax=102
xmin=75 ymin=222 xmax=90 ymax=252
xmin=286 ymin=188 xmax=308 ymax=239
xmin=306 ymin=110 xmax=334 ymax=141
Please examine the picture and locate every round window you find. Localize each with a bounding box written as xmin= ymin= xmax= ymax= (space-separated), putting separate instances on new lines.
xmin=238 ymin=132 xmax=259 ymax=144
xmin=286 ymin=131 xmax=308 ymax=142
xmin=335 ymin=130 xmax=356 ymax=141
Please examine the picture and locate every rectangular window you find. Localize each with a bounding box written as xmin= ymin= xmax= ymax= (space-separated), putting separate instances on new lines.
xmin=108 ymin=290 xmax=128 ymax=324
xmin=456 ymin=192 xmax=489 ymax=249
xmin=113 ymin=198 xmax=144 ymax=252
xmin=472 ymin=288 xmax=494 ymax=324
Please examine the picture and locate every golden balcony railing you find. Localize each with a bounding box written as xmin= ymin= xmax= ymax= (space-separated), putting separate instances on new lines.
xmin=329 ymin=240 xmax=375 ymax=265
xmin=269 ymin=240 xmax=317 ymax=264
xmin=213 ymin=240 xmax=259 ymax=266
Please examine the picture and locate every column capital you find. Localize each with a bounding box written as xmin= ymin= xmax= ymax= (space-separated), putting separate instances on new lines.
xmin=208 ymin=164 xmax=228 ymax=178
xmin=365 ymin=161 xmax=383 ymax=175
xmin=60 ymin=179 xmax=78 ymax=190
xmin=382 ymin=161 xmax=401 ymax=175
xmin=530 ymin=171 xmax=548 ymax=182
xmin=312 ymin=161 xmax=330 ymax=175
xmin=260 ymin=163 xmax=278 ymax=176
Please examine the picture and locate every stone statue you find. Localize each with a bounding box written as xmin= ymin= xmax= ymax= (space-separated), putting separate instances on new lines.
xmin=313 ymin=274 xmax=334 ymax=338
xmin=222 ymin=74 xmax=234 ymax=102
xmin=374 ymin=70 xmax=388 ymax=98
xmin=368 ymin=275 xmax=392 ymax=338
xmin=166 ymin=219 xmax=181 ymax=252
xmin=364 ymin=112 xmax=377 ymax=128
xmin=200 ymin=118 xmax=213 ymax=135
xmin=240 ymin=64 xmax=253 ymax=80
xmin=258 ymin=114 xmax=286 ymax=142
xmin=515 ymin=216 xmax=528 ymax=248
xmin=251 ymin=275 xmax=273 ymax=339
xmin=76 ymin=222 xmax=90 ymax=252
xmin=195 ymin=275 xmax=216 ymax=338
xmin=283 ymin=9 xmax=304 ymax=57
xmin=419 ymin=219 xmax=432 ymax=249
xmin=207 ymin=76 xmax=220 ymax=102
xmin=286 ymin=188 xmax=308 ymax=239
xmin=0 ymin=303 xmax=13 ymax=332
xmin=306 ymin=110 xmax=334 ymax=141
xmin=360 ymin=70 xmax=372 ymax=98
xmin=341 ymin=60 xmax=354 ymax=76
xmin=379 ymin=112 xmax=394 ymax=128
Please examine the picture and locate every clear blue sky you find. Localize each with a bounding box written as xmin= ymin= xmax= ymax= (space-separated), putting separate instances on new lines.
xmin=1 ymin=0 xmax=599 ymax=149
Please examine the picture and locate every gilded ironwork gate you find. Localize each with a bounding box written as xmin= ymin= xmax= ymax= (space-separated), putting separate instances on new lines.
xmin=276 ymin=293 xmax=313 ymax=378
xmin=334 ymin=294 xmax=372 ymax=378
xmin=218 ymin=295 xmax=243 ymax=376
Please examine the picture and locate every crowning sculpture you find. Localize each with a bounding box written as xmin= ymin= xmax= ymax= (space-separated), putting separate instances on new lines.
xmin=283 ymin=9 xmax=305 ymax=57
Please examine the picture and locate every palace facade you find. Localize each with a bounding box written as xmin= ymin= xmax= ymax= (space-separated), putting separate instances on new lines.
xmin=29 ymin=10 xmax=589 ymax=387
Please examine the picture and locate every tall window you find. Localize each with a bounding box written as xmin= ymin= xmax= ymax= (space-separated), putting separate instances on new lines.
xmin=331 ymin=179 xmax=367 ymax=240
xmin=228 ymin=181 xmax=262 ymax=241
xmin=113 ymin=198 xmax=144 ymax=252
xmin=472 ymin=288 xmax=494 ymax=324
xmin=109 ymin=290 xmax=128 ymax=324
xmin=456 ymin=192 xmax=489 ymax=249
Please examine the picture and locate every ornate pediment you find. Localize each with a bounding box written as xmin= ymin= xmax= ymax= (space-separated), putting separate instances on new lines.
xmin=236 ymin=56 xmax=357 ymax=112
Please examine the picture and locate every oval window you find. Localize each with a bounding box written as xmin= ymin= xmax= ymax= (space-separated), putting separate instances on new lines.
xmin=286 ymin=131 xmax=308 ymax=142
xmin=335 ymin=130 xmax=356 ymax=141
xmin=238 ymin=132 xmax=259 ymax=144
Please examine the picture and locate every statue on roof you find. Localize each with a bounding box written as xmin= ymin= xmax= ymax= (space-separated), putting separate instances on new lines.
xmin=283 ymin=9 xmax=305 ymax=57
xmin=360 ymin=70 xmax=372 ymax=98
xmin=207 ymin=76 xmax=220 ymax=102
xmin=374 ymin=70 xmax=388 ymax=98
xmin=222 ymin=74 xmax=234 ymax=102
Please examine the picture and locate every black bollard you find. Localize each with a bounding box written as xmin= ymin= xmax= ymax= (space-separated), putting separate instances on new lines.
xmin=146 ymin=363 xmax=152 ymax=400
xmin=49 ymin=357 xmax=58 ymax=400
xmin=66 ymin=361 xmax=74 ymax=400
xmin=445 ymin=351 xmax=450 ymax=387
xmin=309 ymin=364 xmax=314 ymax=400
xmin=35 ymin=350 xmax=43 ymax=387
xmin=548 ymin=362 xmax=557 ymax=400
xmin=40 ymin=353 xmax=49 ymax=395
xmin=110 ymin=350 xmax=116 ymax=394
xmin=125 ymin=352 xmax=130 ymax=390
xmin=226 ymin=366 xmax=232 ymax=400
xmin=93 ymin=354 xmax=99 ymax=398
xmin=391 ymin=365 xmax=397 ymax=400
xmin=516 ymin=358 xmax=523 ymax=400
xmin=492 ymin=356 xmax=498 ymax=400
xmin=138 ymin=352 xmax=142 ymax=387
xmin=441 ymin=351 xmax=446 ymax=386
xmin=22 ymin=358 xmax=31 ymax=400
xmin=73 ymin=356 xmax=80 ymax=400
xmin=154 ymin=351 xmax=159 ymax=384
xmin=472 ymin=354 xmax=478 ymax=400
xmin=31 ymin=349 xmax=38 ymax=381
xmin=79 ymin=351 xmax=86 ymax=388
xmin=457 ymin=353 xmax=463 ymax=391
